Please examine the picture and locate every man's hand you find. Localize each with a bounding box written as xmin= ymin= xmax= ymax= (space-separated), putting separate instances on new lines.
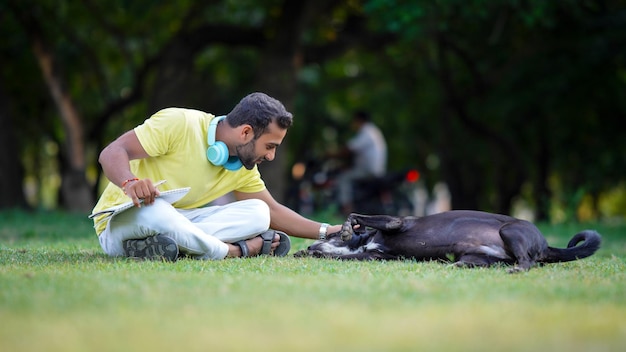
xmin=123 ymin=179 xmax=163 ymax=207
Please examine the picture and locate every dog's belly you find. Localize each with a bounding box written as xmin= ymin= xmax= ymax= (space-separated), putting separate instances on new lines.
xmin=385 ymin=234 xmax=510 ymax=261
xmin=387 ymin=213 xmax=512 ymax=260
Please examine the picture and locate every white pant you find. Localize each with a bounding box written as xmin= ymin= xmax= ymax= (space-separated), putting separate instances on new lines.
xmin=98 ymin=198 xmax=270 ymax=260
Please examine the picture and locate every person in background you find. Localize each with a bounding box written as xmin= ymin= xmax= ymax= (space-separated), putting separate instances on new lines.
xmin=92 ymin=92 xmax=341 ymax=261
xmin=334 ymin=110 xmax=388 ymax=215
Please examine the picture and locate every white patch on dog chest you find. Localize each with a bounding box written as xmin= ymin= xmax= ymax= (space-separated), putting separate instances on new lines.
xmin=364 ymin=242 xmax=382 ymax=252
xmin=318 ymin=242 xmax=364 ymax=256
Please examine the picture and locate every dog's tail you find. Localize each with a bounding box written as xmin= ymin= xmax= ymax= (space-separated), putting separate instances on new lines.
xmin=541 ymin=230 xmax=602 ymax=263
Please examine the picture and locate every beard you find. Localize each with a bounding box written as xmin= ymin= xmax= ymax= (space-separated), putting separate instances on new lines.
xmin=236 ymin=139 xmax=260 ymax=170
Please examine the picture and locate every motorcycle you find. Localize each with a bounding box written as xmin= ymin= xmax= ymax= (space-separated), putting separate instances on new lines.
xmin=285 ymin=158 xmax=420 ymax=216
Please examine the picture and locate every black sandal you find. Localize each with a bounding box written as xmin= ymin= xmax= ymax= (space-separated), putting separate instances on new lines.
xmin=235 ymin=230 xmax=291 ymax=257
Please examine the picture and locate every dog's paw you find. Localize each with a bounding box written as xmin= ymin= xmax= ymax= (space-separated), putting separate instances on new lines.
xmin=293 ymin=250 xmax=330 ymax=258
xmin=340 ymin=219 xmax=354 ymax=241
xmin=293 ymin=250 xmax=310 ymax=258
xmin=309 ymin=250 xmax=331 ymax=258
xmin=340 ymin=232 xmax=353 ymax=241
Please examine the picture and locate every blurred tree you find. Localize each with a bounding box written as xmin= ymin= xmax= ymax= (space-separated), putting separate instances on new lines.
xmin=349 ymin=0 xmax=626 ymax=219
xmin=0 ymin=0 xmax=377 ymax=210
xmin=0 ymin=86 xmax=28 ymax=209
xmin=8 ymin=1 xmax=94 ymax=212
xmin=0 ymin=0 xmax=624 ymax=222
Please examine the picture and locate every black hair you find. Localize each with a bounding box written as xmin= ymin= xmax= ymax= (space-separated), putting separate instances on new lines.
xmin=226 ymin=92 xmax=293 ymax=138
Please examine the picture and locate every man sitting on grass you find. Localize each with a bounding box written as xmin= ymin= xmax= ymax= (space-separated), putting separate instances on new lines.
xmin=92 ymin=92 xmax=340 ymax=261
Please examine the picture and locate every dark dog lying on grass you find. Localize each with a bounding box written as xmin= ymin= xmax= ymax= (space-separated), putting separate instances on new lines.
xmin=294 ymin=210 xmax=601 ymax=272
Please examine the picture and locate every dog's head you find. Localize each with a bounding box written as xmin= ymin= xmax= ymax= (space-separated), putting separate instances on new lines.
xmin=293 ymin=229 xmax=376 ymax=258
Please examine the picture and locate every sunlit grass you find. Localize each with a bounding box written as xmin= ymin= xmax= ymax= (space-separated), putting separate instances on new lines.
xmin=1 ymin=210 xmax=625 ymax=351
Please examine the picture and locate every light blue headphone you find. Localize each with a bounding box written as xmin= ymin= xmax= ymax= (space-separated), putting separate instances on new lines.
xmin=207 ymin=116 xmax=243 ymax=171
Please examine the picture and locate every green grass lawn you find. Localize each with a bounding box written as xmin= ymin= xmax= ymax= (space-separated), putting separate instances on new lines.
xmin=1 ymin=210 xmax=625 ymax=352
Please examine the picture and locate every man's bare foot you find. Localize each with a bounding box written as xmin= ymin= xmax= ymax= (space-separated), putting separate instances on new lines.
xmin=226 ymin=233 xmax=281 ymax=257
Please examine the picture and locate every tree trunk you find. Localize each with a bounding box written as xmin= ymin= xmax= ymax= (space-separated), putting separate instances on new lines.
xmin=0 ymin=85 xmax=29 ymax=209
xmin=534 ymin=121 xmax=551 ymax=221
xmin=9 ymin=1 xmax=93 ymax=212
xmin=255 ymin=52 xmax=298 ymax=204
xmin=29 ymin=25 xmax=93 ymax=212
xmin=255 ymin=0 xmax=324 ymax=204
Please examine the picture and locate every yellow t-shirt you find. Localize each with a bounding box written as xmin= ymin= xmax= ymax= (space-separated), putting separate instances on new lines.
xmin=91 ymin=108 xmax=266 ymax=234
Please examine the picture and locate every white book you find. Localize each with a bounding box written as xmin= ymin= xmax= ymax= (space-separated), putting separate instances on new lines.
xmin=89 ymin=187 xmax=191 ymax=219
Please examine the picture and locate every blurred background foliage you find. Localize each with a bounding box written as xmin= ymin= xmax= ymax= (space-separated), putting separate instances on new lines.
xmin=0 ymin=0 xmax=624 ymax=223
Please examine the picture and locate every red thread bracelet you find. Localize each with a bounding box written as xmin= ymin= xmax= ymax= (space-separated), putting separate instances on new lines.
xmin=121 ymin=178 xmax=139 ymax=194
